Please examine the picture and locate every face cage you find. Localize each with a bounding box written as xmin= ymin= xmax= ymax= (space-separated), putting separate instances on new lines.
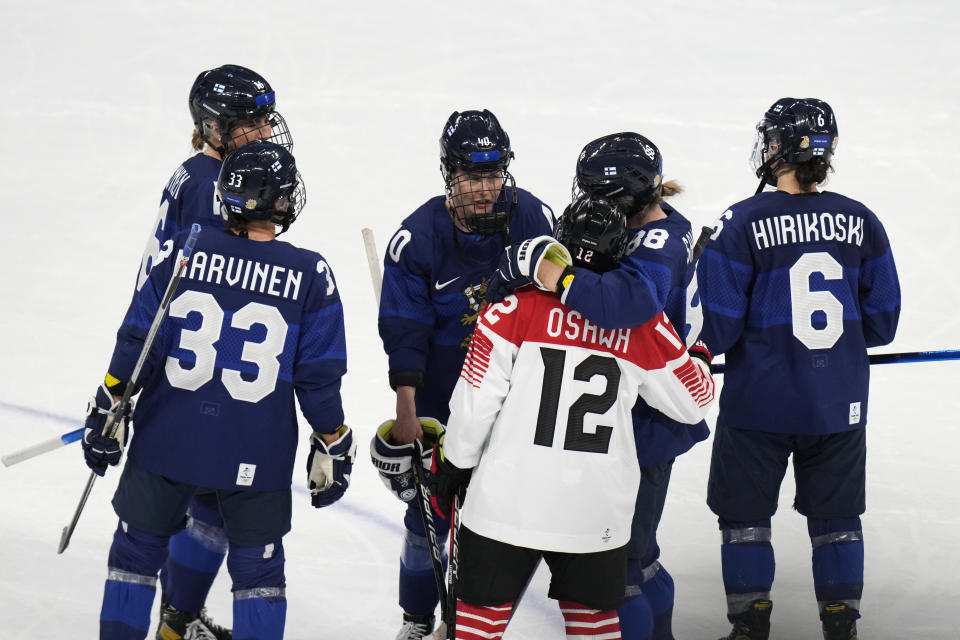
xmin=273 ymin=171 xmax=307 ymax=235
xmin=214 ymin=110 xmax=294 ymax=154
xmin=750 ymin=120 xmax=781 ymax=178
xmin=445 ymin=170 xmax=517 ymax=235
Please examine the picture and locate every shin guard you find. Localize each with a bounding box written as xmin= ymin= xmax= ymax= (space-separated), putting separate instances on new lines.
xmin=228 ymin=541 xmax=286 ymax=640
xmin=100 ymin=522 xmax=168 ymax=640
xmin=719 ymin=518 xmax=774 ymax=620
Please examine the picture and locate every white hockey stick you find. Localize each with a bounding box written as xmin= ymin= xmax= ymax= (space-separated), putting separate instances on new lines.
xmin=2 ymin=427 xmax=84 ymax=467
xmin=361 ymin=227 xmax=382 ymax=305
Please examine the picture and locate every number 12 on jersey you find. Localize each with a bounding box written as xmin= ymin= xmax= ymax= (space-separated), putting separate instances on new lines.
xmin=533 ymin=348 xmax=621 ymax=454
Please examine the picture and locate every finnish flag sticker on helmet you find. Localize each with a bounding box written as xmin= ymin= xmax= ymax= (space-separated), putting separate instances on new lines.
xmin=604 ymin=166 xmax=617 ymax=175
xmin=213 ymin=83 xmax=225 ymax=94
xmin=271 ymin=160 xmax=282 ymax=172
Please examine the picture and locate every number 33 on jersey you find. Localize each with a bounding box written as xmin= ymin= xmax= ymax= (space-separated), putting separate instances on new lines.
xmin=441 ymin=289 xmax=715 ymax=553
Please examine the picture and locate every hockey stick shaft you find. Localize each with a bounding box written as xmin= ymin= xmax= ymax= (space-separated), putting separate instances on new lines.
xmin=2 ymin=427 xmax=83 ymax=467
xmin=58 ymin=224 xmax=201 ymax=554
xmin=362 ymin=228 xmax=453 ymax=624
xmin=691 ymin=225 xmax=713 ymax=263
xmin=445 ymin=494 xmax=461 ymax=640
xmin=361 ymin=227 xmax=382 ymax=305
xmin=412 ymin=440 xmax=449 ymax=621
xmin=710 ymin=348 xmax=960 ymax=375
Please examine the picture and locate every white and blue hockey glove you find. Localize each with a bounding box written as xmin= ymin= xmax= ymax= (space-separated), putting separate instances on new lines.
xmin=370 ymin=418 xmax=445 ymax=503
xmin=485 ymin=235 xmax=572 ymax=305
xmin=82 ymin=383 xmax=130 ymax=477
xmin=307 ymin=425 xmax=356 ymax=508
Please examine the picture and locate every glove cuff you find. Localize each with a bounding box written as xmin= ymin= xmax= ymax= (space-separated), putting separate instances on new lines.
xmin=389 ymin=370 xmax=423 ymax=391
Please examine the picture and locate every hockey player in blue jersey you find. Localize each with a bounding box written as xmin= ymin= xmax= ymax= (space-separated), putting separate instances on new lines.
xmin=132 ymin=64 xmax=293 ymax=639
xmin=487 ymin=132 xmax=708 ymax=640
xmin=371 ymin=109 xmax=554 ymax=639
xmin=696 ymin=98 xmax=901 ymax=640
xmin=82 ymin=142 xmax=354 ymax=640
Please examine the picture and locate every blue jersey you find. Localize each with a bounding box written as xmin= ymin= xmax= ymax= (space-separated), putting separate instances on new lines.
xmin=378 ymin=188 xmax=554 ymax=422
xmin=622 ymin=204 xmax=710 ymax=465
xmin=108 ymin=228 xmax=347 ymax=490
xmin=136 ymin=153 xmax=222 ymax=291
xmin=697 ymin=190 xmax=900 ymax=435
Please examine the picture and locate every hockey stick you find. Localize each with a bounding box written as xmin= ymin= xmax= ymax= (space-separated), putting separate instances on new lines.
xmin=412 ymin=439 xmax=450 ymax=627
xmin=710 ymin=349 xmax=960 ymax=375
xmin=361 ymin=227 xmax=382 ymax=305
xmin=2 ymin=427 xmax=83 ymax=467
xmin=57 ymin=224 xmax=201 ymax=554
xmin=362 ymin=227 xmax=456 ymax=637
xmin=691 ymin=225 xmax=713 ymax=263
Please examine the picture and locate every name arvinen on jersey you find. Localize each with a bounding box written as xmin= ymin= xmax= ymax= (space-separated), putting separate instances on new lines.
xmin=185 ymin=251 xmax=303 ymax=301
xmin=546 ymin=307 xmax=631 ymax=355
xmin=751 ymin=212 xmax=864 ymax=251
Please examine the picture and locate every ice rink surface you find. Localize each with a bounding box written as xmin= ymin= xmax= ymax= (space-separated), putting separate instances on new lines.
xmin=1 ymin=0 xmax=959 ymax=637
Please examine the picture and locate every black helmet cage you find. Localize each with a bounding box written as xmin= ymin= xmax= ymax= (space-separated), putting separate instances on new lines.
xmin=217 ymin=142 xmax=306 ymax=236
xmin=444 ymin=171 xmax=518 ymax=236
xmin=440 ymin=109 xmax=517 ymax=235
xmin=189 ymin=65 xmax=293 ymax=155
xmin=554 ymin=196 xmax=629 ymax=274
xmin=573 ymin=132 xmax=664 ymax=217
xmin=750 ymin=97 xmax=838 ymax=184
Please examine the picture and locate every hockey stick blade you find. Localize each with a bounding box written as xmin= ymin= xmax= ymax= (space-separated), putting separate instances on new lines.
xmin=2 ymin=427 xmax=83 ymax=467
xmin=58 ymin=223 xmax=201 ymax=554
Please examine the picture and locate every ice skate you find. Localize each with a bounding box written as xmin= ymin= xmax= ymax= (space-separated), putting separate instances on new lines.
xmin=821 ymin=602 xmax=858 ymax=640
xmin=156 ymin=602 xmax=232 ymax=640
xmin=717 ymin=599 xmax=772 ymax=640
xmin=395 ymin=612 xmax=436 ymax=640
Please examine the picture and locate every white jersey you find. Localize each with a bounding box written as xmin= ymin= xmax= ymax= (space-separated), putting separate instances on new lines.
xmin=444 ymin=288 xmax=715 ymax=553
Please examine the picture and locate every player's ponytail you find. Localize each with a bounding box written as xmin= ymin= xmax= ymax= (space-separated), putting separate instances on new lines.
xmin=659 ymin=179 xmax=683 ymax=199
xmin=191 ymin=129 xmax=205 ymax=151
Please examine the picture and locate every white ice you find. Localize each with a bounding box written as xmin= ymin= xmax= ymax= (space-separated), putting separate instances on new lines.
xmin=1 ymin=1 xmax=958 ymax=638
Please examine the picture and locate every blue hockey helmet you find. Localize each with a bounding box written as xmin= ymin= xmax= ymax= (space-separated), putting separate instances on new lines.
xmin=751 ymin=97 xmax=838 ymax=181
xmin=189 ymin=64 xmax=292 ymax=154
xmin=574 ymin=132 xmax=663 ymax=216
xmin=555 ymin=196 xmax=628 ymax=273
xmin=439 ymin=109 xmax=514 ymax=180
xmin=217 ymin=141 xmax=305 ymax=235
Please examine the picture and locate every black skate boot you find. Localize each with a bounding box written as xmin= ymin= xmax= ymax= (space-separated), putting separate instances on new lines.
xmin=718 ymin=599 xmax=772 ymax=640
xmin=821 ymin=602 xmax=858 ymax=640
xmin=394 ymin=612 xmax=436 ymax=640
xmin=156 ymin=602 xmax=232 ymax=640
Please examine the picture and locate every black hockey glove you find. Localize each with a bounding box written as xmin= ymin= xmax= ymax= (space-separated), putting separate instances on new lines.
xmin=486 ymin=235 xmax=572 ymax=305
xmin=427 ymin=434 xmax=472 ymax=518
xmin=307 ymin=425 xmax=356 ymax=508
xmin=82 ymin=383 xmax=130 ymax=477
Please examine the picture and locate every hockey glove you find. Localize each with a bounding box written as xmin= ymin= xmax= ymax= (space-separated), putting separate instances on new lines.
xmin=82 ymin=383 xmax=130 ymax=477
xmin=427 ymin=434 xmax=472 ymax=518
xmin=485 ymin=235 xmax=573 ymax=304
xmin=370 ymin=418 xmax=445 ymax=503
xmin=307 ymin=425 xmax=356 ymax=508
xmin=689 ymin=339 xmax=712 ymax=367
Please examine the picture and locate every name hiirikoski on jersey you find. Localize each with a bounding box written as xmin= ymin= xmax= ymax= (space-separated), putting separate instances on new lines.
xmin=185 ymin=251 xmax=304 ymax=301
xmin=459 ymin=277 xmax=488 ymax=348
xmin=751 ymin=212 xmax=864 ymax=251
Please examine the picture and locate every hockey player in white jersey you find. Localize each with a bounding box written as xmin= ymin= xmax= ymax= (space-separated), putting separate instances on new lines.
xmin=428 ymin=196 xmax=715 ymax=639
